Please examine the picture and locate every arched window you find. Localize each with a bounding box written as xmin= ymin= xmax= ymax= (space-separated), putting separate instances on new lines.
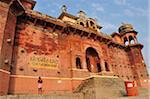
xmin=105 ymin=62 xmax=110 ymax=71
xmin=129 ymin=36 xmax=135 ymax=44
xmin=124 ymin=37 xmax=129 ymax=46
xmin=80 ymin=22 xmax=84 ymax=26
xmin=89 ymin=21 xmax=96 ymax=29
xmin=76 ymin=57 xmax=82 ymax=69
xmin=90 ymin=21 xmax=94 ymax=26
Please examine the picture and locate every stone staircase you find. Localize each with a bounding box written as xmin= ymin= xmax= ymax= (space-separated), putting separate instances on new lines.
xmin=0 ymin=76 xmax=149 ymax=99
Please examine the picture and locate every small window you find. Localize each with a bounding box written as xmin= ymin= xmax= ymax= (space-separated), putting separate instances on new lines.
xmin=133 ymin=76 xmax=136 ymax=79
xmin=80 ymin=22 xmax=84 ymax=26
xmin=147 ymin=73 xmax=149 ymax=77
xmin=105 ymin=62 xmax=110 ymax=71
xmin=90 ymin=21 xmax=94 ymax=26
xmin=127 ymin=76 xmax=129 ymax=80
xmin=76 ymin=57 xmax=82 ymax=69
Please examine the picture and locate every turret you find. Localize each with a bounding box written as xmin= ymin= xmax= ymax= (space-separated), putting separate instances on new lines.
xmin=119 ymin=23 xmax=138 ymax=46
xmin=118 ymin=24 xmax=149 ymax=87
xmin=0 ymin=0 xmax=24 ymax=95
xmin=20 ymin=0 xmax=36 ymax=9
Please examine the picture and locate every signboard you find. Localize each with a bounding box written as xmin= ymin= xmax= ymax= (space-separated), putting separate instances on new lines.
xmin=127 ymin=83 xmax=133 ymax=88
xmin=29 ymin=56 xmax=58 ymax=68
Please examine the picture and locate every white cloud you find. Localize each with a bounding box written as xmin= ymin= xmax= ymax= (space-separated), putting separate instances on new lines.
xmin=101 ymin=22 xmax=118 ymax=33
xmin=124 ymin=7 xmax=148 ymax=17
xmin=114 ymin=0 xmax=127 ymax=5
xmin=110 ymin=6 xmax=148 ymax=18
xmin=111 ymin=13 xmax=122 ymax=17
xmin=51 ymin=2 xmax=60 ymax=7
xmin=80 ymin=0 xmax=87 ymax=2
xmin=50 ymin=9 xmax=55 ymax=13
xmin=124 ymin=9 xmax=134 ymax=17
xmin=91 ymin=3 xmax=104 ymax=12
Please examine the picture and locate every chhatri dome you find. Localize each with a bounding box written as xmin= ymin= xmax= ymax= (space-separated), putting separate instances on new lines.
xmin=118 ymin=23 xmax=137 ymax=35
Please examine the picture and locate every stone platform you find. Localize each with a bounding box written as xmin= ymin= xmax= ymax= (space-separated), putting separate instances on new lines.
xmin=0 ymin=76 xmax=149 ymax=99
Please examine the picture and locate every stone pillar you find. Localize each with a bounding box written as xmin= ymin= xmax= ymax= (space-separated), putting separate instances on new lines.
xmin=101 ymin=60 xmax=106 ymax=72
xmin=134 ymin=37 xmax=138 ymax=44
xmin=109 ymin=64 xmax=113 ymax=72
xmin=0 ymin=1 xmax=24 ymax=95
xmin=82 ymin=55 xmax=87 ymax=69
xmin=89 ymin=56 xmax=97 ymax=73
xmin=128 ymin=37 xmax=130 ymax=45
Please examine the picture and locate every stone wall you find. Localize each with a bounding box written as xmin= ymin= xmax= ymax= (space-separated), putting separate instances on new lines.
xmin=0 ymin=77 xmax=150 ymax=99
xmin=0 ymin=2 xmax=9 ymax=54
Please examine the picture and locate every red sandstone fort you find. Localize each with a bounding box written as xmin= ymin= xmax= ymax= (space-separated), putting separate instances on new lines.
xmin=0 ymin=0 xmax=149 ymax=96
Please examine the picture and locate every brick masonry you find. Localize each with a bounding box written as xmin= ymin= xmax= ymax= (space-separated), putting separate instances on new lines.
xmin=0 ymin=0 xmax=149 ymax=96
xmin=0 ymin=70 xmax=10 ymax=95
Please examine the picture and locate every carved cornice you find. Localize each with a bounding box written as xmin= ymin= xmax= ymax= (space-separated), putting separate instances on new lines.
xmin=17 ymin=10 xmax=134 ymax=50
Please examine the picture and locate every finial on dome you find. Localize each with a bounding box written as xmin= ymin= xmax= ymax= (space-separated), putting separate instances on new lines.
xmin=61 ymin=5 xmax=67 ymax=13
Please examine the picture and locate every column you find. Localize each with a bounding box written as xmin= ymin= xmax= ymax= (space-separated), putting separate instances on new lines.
xmin=128 ymin=37 xmax=130 ymax=45
xmin=134 ymin=37 xmax=138 ymax=44
xmin=101 ymin=59 xmax=106 ymax=72
xmin=82 ymin=55 xmax=87 ymax=69
xmin=89 ymin=56 xmax=97 ymax=73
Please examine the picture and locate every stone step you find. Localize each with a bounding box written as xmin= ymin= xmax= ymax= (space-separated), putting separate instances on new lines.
xmin=0 ymin=94 xmax=149 ymax=99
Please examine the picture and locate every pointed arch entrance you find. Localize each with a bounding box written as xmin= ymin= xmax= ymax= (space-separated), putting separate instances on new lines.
xmin=85 ymin=47 xmax=101 ymax=73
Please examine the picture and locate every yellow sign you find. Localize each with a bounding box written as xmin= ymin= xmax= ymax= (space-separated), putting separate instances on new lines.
xmin=29 ymin=56 xmax=58 ymax=68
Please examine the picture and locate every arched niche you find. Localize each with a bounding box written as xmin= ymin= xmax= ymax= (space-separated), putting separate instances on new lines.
xmin=76 ymin=57 xmax=82 ymax=69
xmin=76 ymin=19 xmax=86 ymax=27
xmin=85 ymin=47 xmax=101 ymax=73
xmin=87 ymin=19 xmax=97 ymax=30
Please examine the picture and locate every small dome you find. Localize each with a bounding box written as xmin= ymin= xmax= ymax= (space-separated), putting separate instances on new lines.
xmin=77 ymin=10 xmax=87 ymax=19
xmin=118 ymin=23 xmax=135 ymax=34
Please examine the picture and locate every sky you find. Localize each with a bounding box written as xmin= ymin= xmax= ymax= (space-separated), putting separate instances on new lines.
xmin=34 ymin=0 xmax=149 ymax=72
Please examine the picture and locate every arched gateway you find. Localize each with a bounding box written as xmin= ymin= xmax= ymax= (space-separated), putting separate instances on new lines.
xmin=86 ymin=47 xmax=101 ymax=73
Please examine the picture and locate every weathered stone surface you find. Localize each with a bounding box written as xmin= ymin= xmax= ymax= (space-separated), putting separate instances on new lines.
xmin=75 ymin=76 xmax=126 ymax=99
xmin=0 ymin=77 xmax=149 ymax=99
xmin=0 ymin=0 xmax=149 ymax=96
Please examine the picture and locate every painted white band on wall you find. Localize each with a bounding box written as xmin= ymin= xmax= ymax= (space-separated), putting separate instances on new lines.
xmin=0 ymin=69 xmax=10 ymax=74
xmin=10 ymin=74 xmax=118 ymax=80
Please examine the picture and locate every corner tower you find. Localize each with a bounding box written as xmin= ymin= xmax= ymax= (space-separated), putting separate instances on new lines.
xmin=119 ymin=24 xmax=149 ymax=87
xmin=119 ymin=23 xmax=138 ymax=45
xmin=0 ymin=0 xmax=24 ymax=95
